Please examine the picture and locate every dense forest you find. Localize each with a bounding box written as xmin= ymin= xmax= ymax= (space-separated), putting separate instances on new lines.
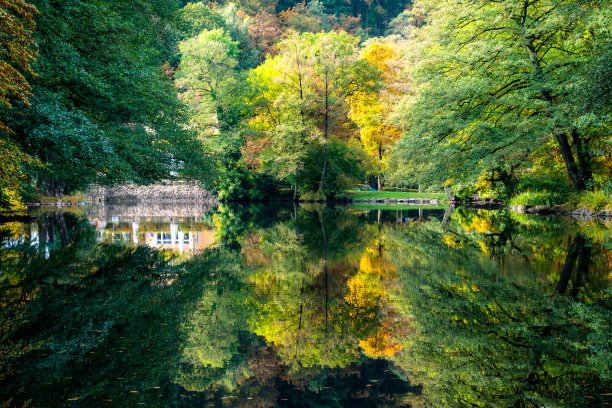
xmin=1 ymin=0 xmax=610 ymax=208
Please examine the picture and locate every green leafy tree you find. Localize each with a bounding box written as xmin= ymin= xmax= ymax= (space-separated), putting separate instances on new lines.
xmin=250 ymin=31 xmax=373 ymax=197
xmin=174 ymin=2 xmax=226 ymax=40
xmin=394 ymin=0 xmax=611 ymax=192
xmin=1 ymin=0 xmax=210 ymax=196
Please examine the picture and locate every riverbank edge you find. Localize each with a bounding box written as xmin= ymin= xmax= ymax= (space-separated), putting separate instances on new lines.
xmin=508 ymin=204 xmax=612 ymax=221
xmin=12 ymin=187 xmax=612 ymax=223
xmin=343 ymin=197 xmax=612 ymax=221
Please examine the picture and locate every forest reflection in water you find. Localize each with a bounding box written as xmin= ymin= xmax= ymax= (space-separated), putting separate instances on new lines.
xmin=0 ymin=204 xmax=610 ymax=407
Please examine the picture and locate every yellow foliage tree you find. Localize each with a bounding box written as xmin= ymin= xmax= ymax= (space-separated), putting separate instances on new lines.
xmin=348 ymin=40 xmax=401 ymax=190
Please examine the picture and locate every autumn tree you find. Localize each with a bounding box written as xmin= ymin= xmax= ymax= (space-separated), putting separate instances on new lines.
xmin=248 ymin=11 xmax=281 ymax=63
xmin=308 ymin=31 xmax=360 ymax=193
xmin=348 ymin=39 xmax=401 ymax=190
xmin=250 ymin=31 xmax=370 ymax=198
xmin=0 ymin=0 xmax=38 ymax=133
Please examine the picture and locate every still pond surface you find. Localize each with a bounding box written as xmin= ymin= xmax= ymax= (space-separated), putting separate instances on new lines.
xmin=1 ymin=203 xmax=610 ymax=407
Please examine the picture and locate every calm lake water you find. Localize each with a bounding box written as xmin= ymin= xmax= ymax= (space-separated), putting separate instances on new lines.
xmin=1 ymin=203 xmax=610 ymax=407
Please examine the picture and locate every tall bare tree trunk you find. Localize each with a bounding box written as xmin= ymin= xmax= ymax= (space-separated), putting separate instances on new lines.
xmin=377 ymin=143 xmax=382 ymax=191
xmin=320 ymin=69 xmax=328 ymax=194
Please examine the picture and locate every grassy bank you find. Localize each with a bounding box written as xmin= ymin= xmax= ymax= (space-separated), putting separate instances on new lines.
xmin=350 ymin=203 xmax=450 ymax=210
xmin=509 ymin=190 xmax=612 ymax=213
xmin=345 ymin=191 xmax=448 ymax=200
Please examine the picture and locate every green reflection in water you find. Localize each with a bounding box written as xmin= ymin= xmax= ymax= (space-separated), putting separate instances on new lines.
xmin=0 ymin=205 xmax=610 ymax=407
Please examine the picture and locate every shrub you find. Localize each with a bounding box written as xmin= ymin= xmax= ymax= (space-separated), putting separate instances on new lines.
xmin=515 ymin=174 xmax=572 ymax=196
xmin=509 ymin=191 xmax=566 ymax=206
xmin=300 ymin=189 xmax=327 ymax=202
xmin=573 ymin=191 xmax=611 ymax=212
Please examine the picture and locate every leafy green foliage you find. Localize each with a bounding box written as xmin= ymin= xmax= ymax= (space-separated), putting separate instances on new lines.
xmin=386 ymin=208 xmax=611 ymax=407
xmin=0 ymin=0 xmax=211 ymax=197
xmin=393 ymin=0 xmax=611 ymax=194
xmin=509 ymin=190 xmax=567 ymax=206
xmin=175 ymin=2 xmax=226 ymax=41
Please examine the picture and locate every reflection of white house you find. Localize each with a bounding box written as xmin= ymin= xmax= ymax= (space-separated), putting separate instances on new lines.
xmin=94 ymin=218 xmax=215 ymax=254
xmin=143 ymin=221 xmax=216 ymax=254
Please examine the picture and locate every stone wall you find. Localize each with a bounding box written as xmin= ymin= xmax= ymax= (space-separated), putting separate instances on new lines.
xmin=88 ymin=181 xmax=217 ymax=204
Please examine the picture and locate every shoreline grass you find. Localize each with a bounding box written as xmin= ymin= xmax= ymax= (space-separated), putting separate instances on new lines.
xmin=350 ymin=203 xmax=449 ymax=210
xmin=345 ymin=191 xmax=447 ymax=200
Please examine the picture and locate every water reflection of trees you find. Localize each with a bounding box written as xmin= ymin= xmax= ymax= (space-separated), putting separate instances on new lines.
xmin=179 ymin=205 xmax=610 ymax=407
xmin=0 ymin=213 xmax=213 ymax=406
xmin=1 ymin=207 xmax=609 ymax=407
xmin=385 ymin=209 xmax=611 ymax=407
xmin=177 ymin=204 xmax=423 ymax=406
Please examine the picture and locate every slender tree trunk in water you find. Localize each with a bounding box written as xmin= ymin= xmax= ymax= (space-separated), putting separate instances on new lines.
xmin=554 ymin=235 xmax=585 ymax=296
xmin=55 ymin=212 xmax=69 ymax=247
xmin=320 ymin=69 xmax=328 ymax=194
xmin=320 ymin=215 xmax=328 ymax=334
xmin=39 ymin=218 xmax=49 ymax=248
xmin=364 ymin=4 xmax=369 ymax=28
xmin=294 ymin=163 xmax=300 ymax=201
xmin=295 ymin=280 xmax=304 ymax=358
xmin=46 ymin=215 xmax=55 ymax=244
xmin=570 ymin=241 xmax=590 ymax=298
xmin=442 ymin=204 xmax=454 ymax=226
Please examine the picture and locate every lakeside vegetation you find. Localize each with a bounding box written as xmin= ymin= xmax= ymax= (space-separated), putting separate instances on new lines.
xmin=346 ymin=190 xmax=447 ymax=200
xmin=350 ymin=203 xmax=450 ymax=210
xmin=1 ymin=0 xmax=610 ymax=209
